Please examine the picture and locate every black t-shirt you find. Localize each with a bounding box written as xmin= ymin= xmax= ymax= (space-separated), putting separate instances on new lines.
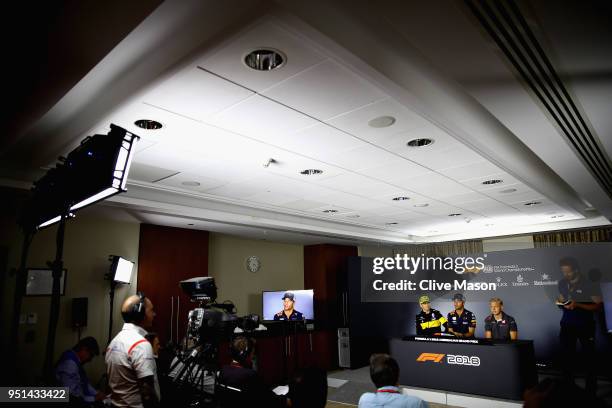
xmin=558 ymin=274 xmax=600 ymax=327
xmin=447 ymin=309 xmax=476 ymax=336
xmin=484 ymin=312 xmax=517 ymax=340
xmin=273 ymin=310 xmax=304 ymax=321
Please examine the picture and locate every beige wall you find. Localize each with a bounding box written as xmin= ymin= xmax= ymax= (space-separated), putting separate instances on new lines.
xmin=1 ymin=212 xmax=140 ymax=385
xmin=208 ymin=233 xmax=304 ymax=317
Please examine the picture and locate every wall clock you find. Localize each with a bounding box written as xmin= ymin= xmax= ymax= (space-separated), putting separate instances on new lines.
xmin=246 ymin=255 xmax=261 ymax=273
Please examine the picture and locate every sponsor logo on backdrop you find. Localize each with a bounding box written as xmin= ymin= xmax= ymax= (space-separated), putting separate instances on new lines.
xmin=416 ymin=353 xmax=445 ymax=363
xmin=495 ymin=276 xmax=508 ymax=287
xmin=512 ymin=274 xmax=529 ymax=287
xmin=533 ymin=273 xmax=557 ymax=286
xmin=416 ymin=352 xmax=481 ymax=367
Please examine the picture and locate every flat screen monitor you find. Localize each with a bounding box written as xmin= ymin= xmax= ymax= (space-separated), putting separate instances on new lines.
xmin=262 ymin=289 xmax=314 ymax=321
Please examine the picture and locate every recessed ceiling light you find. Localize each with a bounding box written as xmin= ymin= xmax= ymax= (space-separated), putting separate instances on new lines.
xmin=322 ymin=209 xmax=338 ymax=214
xmin=524 ymin=201 xmax=541 ymax=206
xmin=368 ymin=116 xmax=396 ymax=128
xmin=414 ymin=203 xmax=429 ymax=208
xmin=392 ymin=196 xmax=410 ymax=201
xmin=300 ymin=169 xmax=323 ymax=175
xmin=482 ymin=179 xmax=503 ymax=185
xmin=135 ymin=119 xmax=162 ymax=130
xmin=500 ymin=188 xmax=517 ymax=194
xmin=187 ymin=223 xmax=194 ymax=226
xmin=551 ymin=214 xmax=565 ymax=219
xmin=385 ymin=222 xmax=399 ymax=225
xmin=448 ymin=213 xmax=462 ymax=217
xmin=181 ymin=181 xmax=201 ymax=187
xmin=244 ymin=49 xmax=285 ymax=71
xmin=407 ymin=138 xmax=434 ymax=148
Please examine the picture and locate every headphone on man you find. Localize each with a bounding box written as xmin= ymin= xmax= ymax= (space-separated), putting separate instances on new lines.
xmin=122 ymin=291 xmax=146 ymax=323
xmin=230 ymin=336 xmax=254 ymax=366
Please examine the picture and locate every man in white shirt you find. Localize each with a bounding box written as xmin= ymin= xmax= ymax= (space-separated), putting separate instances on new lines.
xmin=359 ymin=354 xmax=428 ymax=408
xmin=105 ymin=292 xmax=159 ymax=407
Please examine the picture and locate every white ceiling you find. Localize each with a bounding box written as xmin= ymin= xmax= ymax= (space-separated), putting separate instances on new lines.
xmin=1 ymin=0 xmax=610 ymax=244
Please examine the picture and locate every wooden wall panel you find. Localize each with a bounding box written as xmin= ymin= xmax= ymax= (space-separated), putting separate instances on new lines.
xmin=137 ymin=224 xmax=209 ymax=345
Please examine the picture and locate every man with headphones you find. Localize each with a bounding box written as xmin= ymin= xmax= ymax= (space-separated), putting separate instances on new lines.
xmin=217 ymin=336 xmax=284 ymax=407
xmin=105 ymin=292 xmax=160 ymax=407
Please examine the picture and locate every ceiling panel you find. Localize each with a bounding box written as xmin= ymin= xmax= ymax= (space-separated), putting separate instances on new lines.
xmin=283 ymin=123 xmax=365 ymax=158
xmin=128 ymin=163 xmax=177 ymax=183
xmin=197 ymin=19 xmax=327 ymax=92
xmin=316 ymin=173 xmax=399 ymax=197
xmin=363 ymin=158 xmax=432 ymax=181
xmin=326 ymin=98 xmax=429 ymax=144
xmin=156 ymin=171 xmax=227 ymax=192
xmin=210 ymin=94 xmax=317 ymax=145
xmin=142 ymin=67 xmax=254 ymax=121
xmin=438 ymin=161 xmax=504 ymax=181
xmin=393 ymin=173 xmax=473 ymax=198
xmin=318 ymin=144 xmax=398 ymax=171
xmin=262 ymin=59 xmax=387 ymax=120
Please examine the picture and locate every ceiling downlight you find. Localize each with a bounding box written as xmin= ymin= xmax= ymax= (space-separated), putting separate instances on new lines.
xmin=407 ymin=138 xmax=434 ymax=148
xmin=135 ymin=119 xmax=162 ymax=130
xmin=300 ymin=169 xmax=323 ymax=175
xmin=244 ymin=49 xmax=286 ymax=71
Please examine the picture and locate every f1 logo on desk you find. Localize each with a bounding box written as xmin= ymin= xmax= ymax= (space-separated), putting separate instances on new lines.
xmin=416 ymin=353 xmax=481 ymax=367
xmin=416 ymin=353 xmax=445 ymax=363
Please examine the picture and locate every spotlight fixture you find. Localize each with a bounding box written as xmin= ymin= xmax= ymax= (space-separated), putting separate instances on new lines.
xmin=500 ymin=188 xmax=517 ymax=194
xmin=448 ymin=213 xmax=462 ymax=217
xmin=392 ymin=196 xmax=410 ymax=201
xmin=134 ymin=119 xmax=162 ymax=130
xmin=407 ymin=138 xmax=434 ymax=148
xmin=181 ymin=181 xmax=201 ymax=187
xmin=21 ymin=124 xmax=139 ymax=230
xmin=523 ymin=201 xmax=541 ymax=206
xmin=300 ymin=169 xmax=323 ymax=175
xmin=322 ymin=209 xmax=338 ymax=214
xmin=368 ymin=116 xmax=396 ymax=128
xmin=482 ymin=179 xmax=503 ymax=185
xmin=244 ymin=49 xmax=285 ymax=71
xmin=413 ymin=203 xmax=429 ymax=208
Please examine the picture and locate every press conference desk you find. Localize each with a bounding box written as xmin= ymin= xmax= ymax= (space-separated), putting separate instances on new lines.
xmin=389 ymin=336 xmax=537 ymax=400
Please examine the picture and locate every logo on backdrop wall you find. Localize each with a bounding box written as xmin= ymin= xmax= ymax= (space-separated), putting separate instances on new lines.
xmin=513 ymin=274 xmax=529 ymax=287
xmin=495 ymin=276 xmax=508 ymax=287
xmin=416 ymin=352 xmax=481 ymax=367
xmin=533 ymin=273 xmax=557 ymax=286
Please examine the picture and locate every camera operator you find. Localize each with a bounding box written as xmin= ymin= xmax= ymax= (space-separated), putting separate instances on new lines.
xmin=105 ymin=292 xmax=160 ymax=407
xmin=217 ymin=336 xmax=284 ymax=407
